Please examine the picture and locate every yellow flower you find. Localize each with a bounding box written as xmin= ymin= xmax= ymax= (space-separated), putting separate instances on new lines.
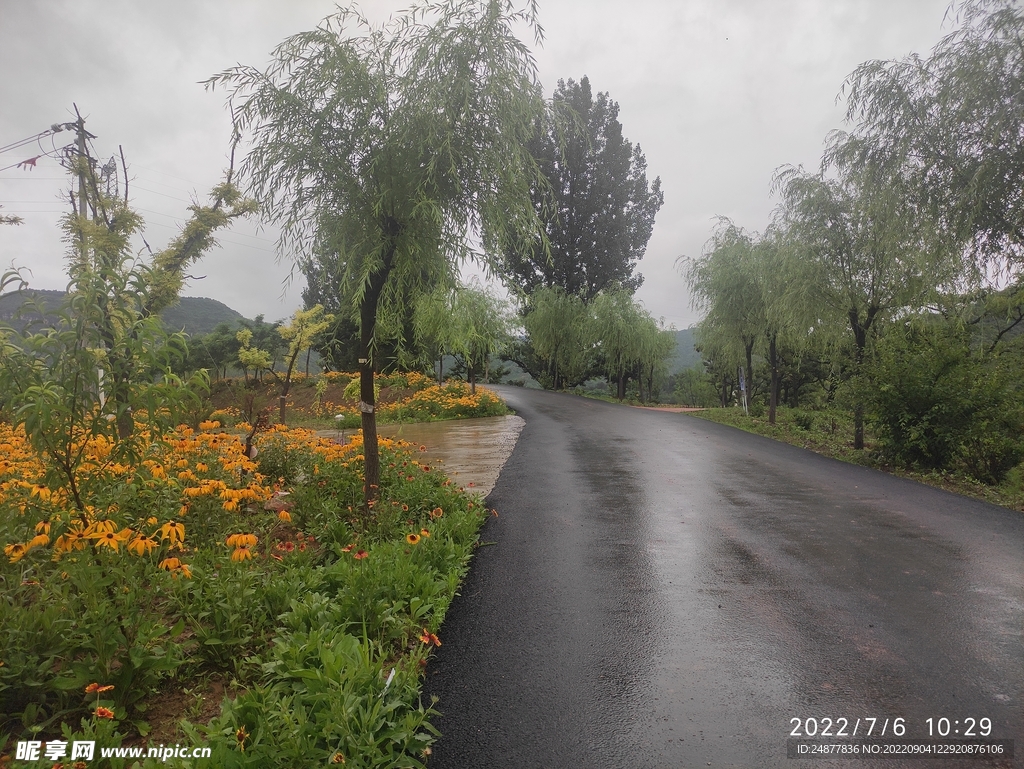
xmin=226 ymin=533 xmax=257 ymax=548
xmin=158 ymin=557 xmax=182 ymax=571
xmin=94 ymin=530 xmax=123 ymax=551
xmin=4 ymin=543 xmax=26 ymax=563
xmin=230 ymin=547 xmax=253 ymax=562
xmin=127 ymin=536 xmax=158 ymax=556
xmin=278 ymin=510 xmax=291 ymax=522
xmin=89 ymin=520 xmax=118 ymax=536
xmin=158 ymin=520 xmax=185 ymax=546
xmin=420 ymin=528 xmax=431 ymax=538
xmin=405 ymin=533 xmax=421 ymax=545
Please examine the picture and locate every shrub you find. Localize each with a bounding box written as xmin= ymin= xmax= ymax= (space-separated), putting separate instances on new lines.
xmin=866 ymin=324 xmax=1024 ymax=483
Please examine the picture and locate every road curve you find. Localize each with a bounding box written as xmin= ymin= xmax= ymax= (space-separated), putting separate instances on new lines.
xmin=423 ymin=387 xmax=1023 ymax=768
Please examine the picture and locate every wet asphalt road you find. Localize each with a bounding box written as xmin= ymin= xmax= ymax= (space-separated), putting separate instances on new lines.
xmin=423 ymin=387 xmax=1023 ymax=768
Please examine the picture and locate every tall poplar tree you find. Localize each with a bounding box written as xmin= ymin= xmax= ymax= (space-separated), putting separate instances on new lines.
xmin=503 ymin=76 xmax=663 ymax=300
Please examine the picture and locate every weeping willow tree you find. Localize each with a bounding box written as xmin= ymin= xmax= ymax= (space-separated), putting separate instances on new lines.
xmin=773 ymin=152 xmax=939 ymax=447
xmin=683 ymin=221 xmax=767 ymax=413
xmin=522 ymin=285 xmax=591 ymax=389
xmin=839 ymin=0 xmax=1024 ymax=271
xmin=207 ymin=1 xmax=549 ymax=505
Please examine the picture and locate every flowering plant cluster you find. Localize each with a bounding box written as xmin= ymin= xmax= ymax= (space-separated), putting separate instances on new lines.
xmin=0 ymin=420 xmax=272 ymax=576
xmin=0 ymin=413 xmax=491 ymax=768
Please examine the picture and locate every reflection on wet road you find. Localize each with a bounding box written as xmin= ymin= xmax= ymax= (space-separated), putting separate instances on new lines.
xmin=325 ymin=415 xmax=524 ymax=497
xmin=424 ymin=387 xmax=1023 ymax=769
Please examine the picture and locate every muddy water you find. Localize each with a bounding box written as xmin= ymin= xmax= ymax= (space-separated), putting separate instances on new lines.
xmin=326 ymin=415 xmax=524 ymax=498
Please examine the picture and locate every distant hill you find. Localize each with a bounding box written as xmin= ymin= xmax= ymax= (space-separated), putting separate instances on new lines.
xmin=0 ymin=289 xmax=66 ymax=332
xmin=161 ymin=297 xmax=246 ymax=335
xmin=0 ymin=290 xmax=246 ymax=336
xmin=667 ymin=327 xmax=701 ymax=374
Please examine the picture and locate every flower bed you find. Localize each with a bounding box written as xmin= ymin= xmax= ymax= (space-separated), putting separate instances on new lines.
xmin=208 ymin=372 xmax=508 ymax=428
xmin=0 ymin=420 xmax=487 ymax=767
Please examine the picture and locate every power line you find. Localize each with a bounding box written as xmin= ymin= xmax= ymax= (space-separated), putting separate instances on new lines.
xmin=0 ymin=130 xmax=51 ymax=156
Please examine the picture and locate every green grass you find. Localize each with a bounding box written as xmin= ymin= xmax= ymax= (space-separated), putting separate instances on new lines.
xmin=688 ymin=406 xmax=1024 ymax=513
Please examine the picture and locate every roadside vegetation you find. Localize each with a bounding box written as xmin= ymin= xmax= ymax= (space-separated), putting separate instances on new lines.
xmin=677 ymin=0 xmax=1024 ymax=506
xmin=206 ymin=372 xmax=508 ymax=431
xmin=687 ymin=406 xmax=1024 ymax=513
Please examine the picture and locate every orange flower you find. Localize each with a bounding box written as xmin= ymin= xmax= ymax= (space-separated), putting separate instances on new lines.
xmin=340 ymin=544 xmax=353 ymax=553
xmin=278 ymin=510 xmax=292 ymax=522
xmin=4 ymin=543 xmax=26 ymax=563
xmin=158 ymin=557 xmax=182 ymax=571
xmin=429 ymin=507 xmax=443 ymax=519
xmin=418 ymin=629 xmax=441 ymax=646
xmin=230 ymin=547 xmax=253 ymax=562
xmin=353 ymin=549 xmax=368 ymax=560
xmin=95 ymin=706 xmax=115 ymax=719
xmin=405 ymin=533 xmax=421 ymax=545
xmin=420 ymin=529 xmax=431 ymax=538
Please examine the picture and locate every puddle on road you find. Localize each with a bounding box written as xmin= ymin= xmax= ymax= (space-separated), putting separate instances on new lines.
xmin=326 ymin=415 xmax=524 ymax=498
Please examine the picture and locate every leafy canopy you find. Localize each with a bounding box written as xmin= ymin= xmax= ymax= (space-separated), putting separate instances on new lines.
xmin=838 ymin=0 xmax=1024 ymax=270
xmin=207 ymin=0 xmax=549 ymax=330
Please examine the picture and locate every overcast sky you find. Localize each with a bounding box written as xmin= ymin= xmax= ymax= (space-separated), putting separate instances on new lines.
xmin=0 ymin=0 xmax=955 ymax=329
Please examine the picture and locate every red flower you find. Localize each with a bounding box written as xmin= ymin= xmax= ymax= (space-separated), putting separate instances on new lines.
xmin=95 ymin=706 xmax=115 ymax=719
xmin=353 ymin=549 xmax=368 ymax=560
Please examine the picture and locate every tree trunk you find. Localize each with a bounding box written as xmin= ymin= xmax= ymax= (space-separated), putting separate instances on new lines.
xmin=469 ymin=363 xmax=476 ymax=394
xmin=437 ymin=355 xmax=443 ymax=386
xmin=744 ymin=337 xmax=755 ymax=413
xmin=617 ymin=371 xmax=626 ymax=401
xmin=849 ymin=308 xmax=869 ymax=450
xmin=768 ymin=333 xmax=779 ymax=425
xmin=358 ymin=242 xmax=396 ymax=509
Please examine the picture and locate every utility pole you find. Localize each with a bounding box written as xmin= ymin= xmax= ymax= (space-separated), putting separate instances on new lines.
xmin=76 ymin=115 xmax=87 ymax=220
